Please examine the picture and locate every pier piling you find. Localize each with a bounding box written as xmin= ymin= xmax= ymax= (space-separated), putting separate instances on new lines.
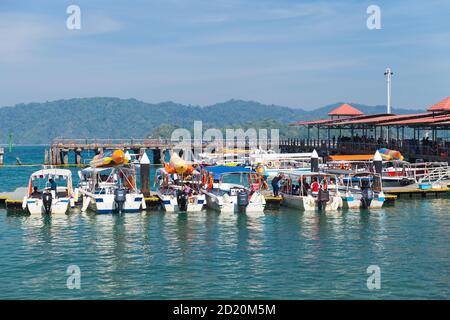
xmin=62 ymin=148 xmax=69 ymax=165
xmin=140 ymin=152 xmax=151 ymax=196
xmin=44 ymin=149 xmax=49 ymax=165
xmin=0 ymin=147 xmax=3 ymax=165
xmin=153 ymin=149 xmax=162 ymax=165
xmin=311 ymin=149 xmax=319 ymax=172
xmin=75 ymin=148 xmax=82 ymax=165
xmin=373 ymin=150 xmax=383 ymax=174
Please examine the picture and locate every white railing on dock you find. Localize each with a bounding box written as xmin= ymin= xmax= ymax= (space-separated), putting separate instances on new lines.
xmin=414 ymin=165 xmax=450 ymax=184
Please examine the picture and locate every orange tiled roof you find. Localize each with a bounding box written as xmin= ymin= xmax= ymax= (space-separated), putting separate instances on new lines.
xmin=427 ymin=96 xmax=450 ymax=112
xmin=328 ymin=103 xmax=364 ymax=116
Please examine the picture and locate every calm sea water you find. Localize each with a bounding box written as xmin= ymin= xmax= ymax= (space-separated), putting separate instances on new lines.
xmin=0 ymin=147 xmax=448 ymax=299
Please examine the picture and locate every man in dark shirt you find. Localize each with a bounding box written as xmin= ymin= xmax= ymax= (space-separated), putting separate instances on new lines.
xmin=49 ymin=178 xmax=57 ymax=192
xmin=271 ymin=174 xmax=282 ymax=197
xmin=31 ymin=187 xmax=41 ymax=198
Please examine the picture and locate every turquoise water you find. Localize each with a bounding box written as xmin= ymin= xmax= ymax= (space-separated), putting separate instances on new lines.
xmin=0 ymin=147 xmax=449 ymax=299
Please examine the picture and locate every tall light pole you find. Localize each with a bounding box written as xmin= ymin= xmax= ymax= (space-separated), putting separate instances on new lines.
xmin=383 ymin=68 xmax=393 ymax=143
xmin=384 ymin=68 xmax=393 ymax=114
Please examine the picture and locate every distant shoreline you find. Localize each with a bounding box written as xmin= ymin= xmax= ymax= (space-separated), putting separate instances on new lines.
xmin=0 ymin=144 xmax=50 ymax=147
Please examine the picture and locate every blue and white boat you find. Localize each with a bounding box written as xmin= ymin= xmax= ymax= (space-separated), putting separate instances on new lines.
xmin=340 ymin=172 xmax=385 ymax=209
xmin=155 ymin=168 xmax=205 ymax=212
xmin=78 ymin=165 xmax=145 ymax=214
xmin=23 ymin=169 xmax=75 ymax=215
xmin=201 ymin=166 xmax=266 ymax=214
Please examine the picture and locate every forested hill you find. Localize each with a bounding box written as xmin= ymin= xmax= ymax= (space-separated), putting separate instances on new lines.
xmin=0 ymin=97 xmax=421 ymax=144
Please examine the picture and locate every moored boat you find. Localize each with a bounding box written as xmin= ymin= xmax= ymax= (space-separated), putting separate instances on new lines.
xmin=155 ymin=167 xmax=205 ymax=212
xmin=340 ymin=172 xmax=385 ymax=209
xmin=201 ymin=166 xmax=266 ymax=214
xmin=280 ymin=172 xmax=343 ymax=212
xmin=22 ymin=169 xmax=75 ymax=215
xmin=78 ymin=164 xmax=145 ymax=214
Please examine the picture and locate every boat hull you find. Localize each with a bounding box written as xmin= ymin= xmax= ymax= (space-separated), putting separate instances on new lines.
xmin=203 ymin=191 xmax=266 ymax=214
xmin=281 ymin=193 xmax=343 ymax=212
xmin=157 ymin=192 xmax=205 ymax=212
xmin=82 ymin=193 xmax=143 ymax=214
xmin=25 ymin=198 xmax=71 ymax=215
xmin=342 ymin=194 xmax=385 ymax=210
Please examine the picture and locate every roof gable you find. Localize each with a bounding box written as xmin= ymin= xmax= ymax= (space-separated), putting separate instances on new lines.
xmin=427 ymin=97 xmax=450 ymax=112
xmin=328 ymin=103 xmax=364 ymax=116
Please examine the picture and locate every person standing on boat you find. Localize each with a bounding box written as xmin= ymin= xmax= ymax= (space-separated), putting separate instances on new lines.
xmin=271 ymin=173 xmax=282 ymax=197
xmin=311 ymin=178 xmax=320 ymax=196
xmin=48 ymin=178 xmax=57 ymax=198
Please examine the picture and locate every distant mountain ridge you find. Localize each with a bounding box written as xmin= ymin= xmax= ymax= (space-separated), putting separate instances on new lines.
xmin=0 ymin=97 xmax=423 ymax=144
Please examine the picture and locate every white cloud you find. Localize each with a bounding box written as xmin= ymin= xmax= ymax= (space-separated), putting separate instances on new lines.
xmin=0 ymin=11 xmax=123 ymax=63
xmin=0 ymin=13 xmax=58 ymax=62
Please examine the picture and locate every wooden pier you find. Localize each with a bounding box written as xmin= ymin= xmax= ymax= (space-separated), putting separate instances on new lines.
xmin=49 ymin=138 xmax=277 ymax=165
xmin=49 ymin=138 xmax=178 ymax=165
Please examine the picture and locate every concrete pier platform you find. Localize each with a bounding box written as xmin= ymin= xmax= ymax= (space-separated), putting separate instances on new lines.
xmin=0 ymin=187 xmax=28 ymax=208
xmin=383 ymin=185 xmax=450 ymax=198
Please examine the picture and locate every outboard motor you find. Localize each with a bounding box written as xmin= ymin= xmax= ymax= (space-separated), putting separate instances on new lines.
xmin=317 ymin=189 xmax=330 ymax=211
xmin=176 ymin=190 xmax=188 ymax=212
xmin=237 ymin=190 xmax=249 ymax=212
xmin=114 ymin=188 xmax=127 ymax=213
xmin=361 ymin=188 xmax=373 ymax=209
xmin=42 ymin=192 xmax=52 ymax=214
xmin=400 ymin=178 xmax=412 ymax=186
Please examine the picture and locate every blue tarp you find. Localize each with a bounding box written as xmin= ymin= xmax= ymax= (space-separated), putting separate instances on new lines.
xmin=203 ymin=166 xmax=254 ymax=180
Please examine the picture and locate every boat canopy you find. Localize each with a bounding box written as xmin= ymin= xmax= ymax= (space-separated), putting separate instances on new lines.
xmin=203 ymin=166 xmax=254 ymax=179
xmin=81 ymin=166 xmax=112 ymax=173
xmin=28 ymin=169 xmax=73 ymax=196
xmin=279 ymin=171 xmax=335 ymax=179
xmin=30 ymin=169 xmax=72 ymax=178
xmin=157 ymin=167 xmax=200 ymax=175
xmin=328 ymin=155 xmax=373 ymax=161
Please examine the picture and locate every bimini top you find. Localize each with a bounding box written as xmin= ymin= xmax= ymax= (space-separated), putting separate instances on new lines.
xmin=203 ymin=166 xmax=254 ymax=179
xmin=279 ymin=171 xmax=335 ymax=178
xmin=31 ymin=168 xmax=72 ymax=178
xmin=81 ymin=166 xmax=113 ymax=173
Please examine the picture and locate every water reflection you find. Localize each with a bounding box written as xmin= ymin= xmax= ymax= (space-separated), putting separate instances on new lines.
xmin=0 ymin=199 xmax=449 ymax=299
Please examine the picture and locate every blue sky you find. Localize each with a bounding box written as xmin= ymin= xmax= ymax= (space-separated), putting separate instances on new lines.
xmin=0 ymin=0 xmax=449 ymax=109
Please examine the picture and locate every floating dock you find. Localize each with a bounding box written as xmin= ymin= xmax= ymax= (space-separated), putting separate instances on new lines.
xmin=0 ymin=187 xmax=28 ymax=208
xmin=383 ymin=185 xmax=450 ymax=198
xmin=261 ymin=190 xmax=282 ymax=206
xmin=0 ymin=188 xmax=162 ymax=210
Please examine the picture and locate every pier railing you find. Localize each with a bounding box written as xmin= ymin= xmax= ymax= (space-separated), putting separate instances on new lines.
xmin=51 ymin=138 xmax=279 ymax=149
xmin=279 ymin=138 xmax=450 ymax=162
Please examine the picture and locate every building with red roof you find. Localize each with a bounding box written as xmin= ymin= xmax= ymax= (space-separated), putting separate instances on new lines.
xmin=284 ymin=97 xmax=450 ymax=161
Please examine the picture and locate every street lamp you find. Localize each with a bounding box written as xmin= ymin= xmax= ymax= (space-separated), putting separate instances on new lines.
xmin=384 ymin=68 xmax=393 ymax=114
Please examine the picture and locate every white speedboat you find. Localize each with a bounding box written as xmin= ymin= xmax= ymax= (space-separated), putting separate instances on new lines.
xmin=340 ymin=173 xmax=385 ymax=209
xmin=155 ymin=168 xmax=205 ymax=212
xmin=201 ymin=166 xmax=266 ymax=214
xmin=78 ymin=165 xmax=146 ymax=214
xmin=22 ymin=169 xmax=75 ymax=215
xmin=280 ymin=172 xmax=343 ymax=212
xmin=250 ymin=151 xmax=318 ymax=179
